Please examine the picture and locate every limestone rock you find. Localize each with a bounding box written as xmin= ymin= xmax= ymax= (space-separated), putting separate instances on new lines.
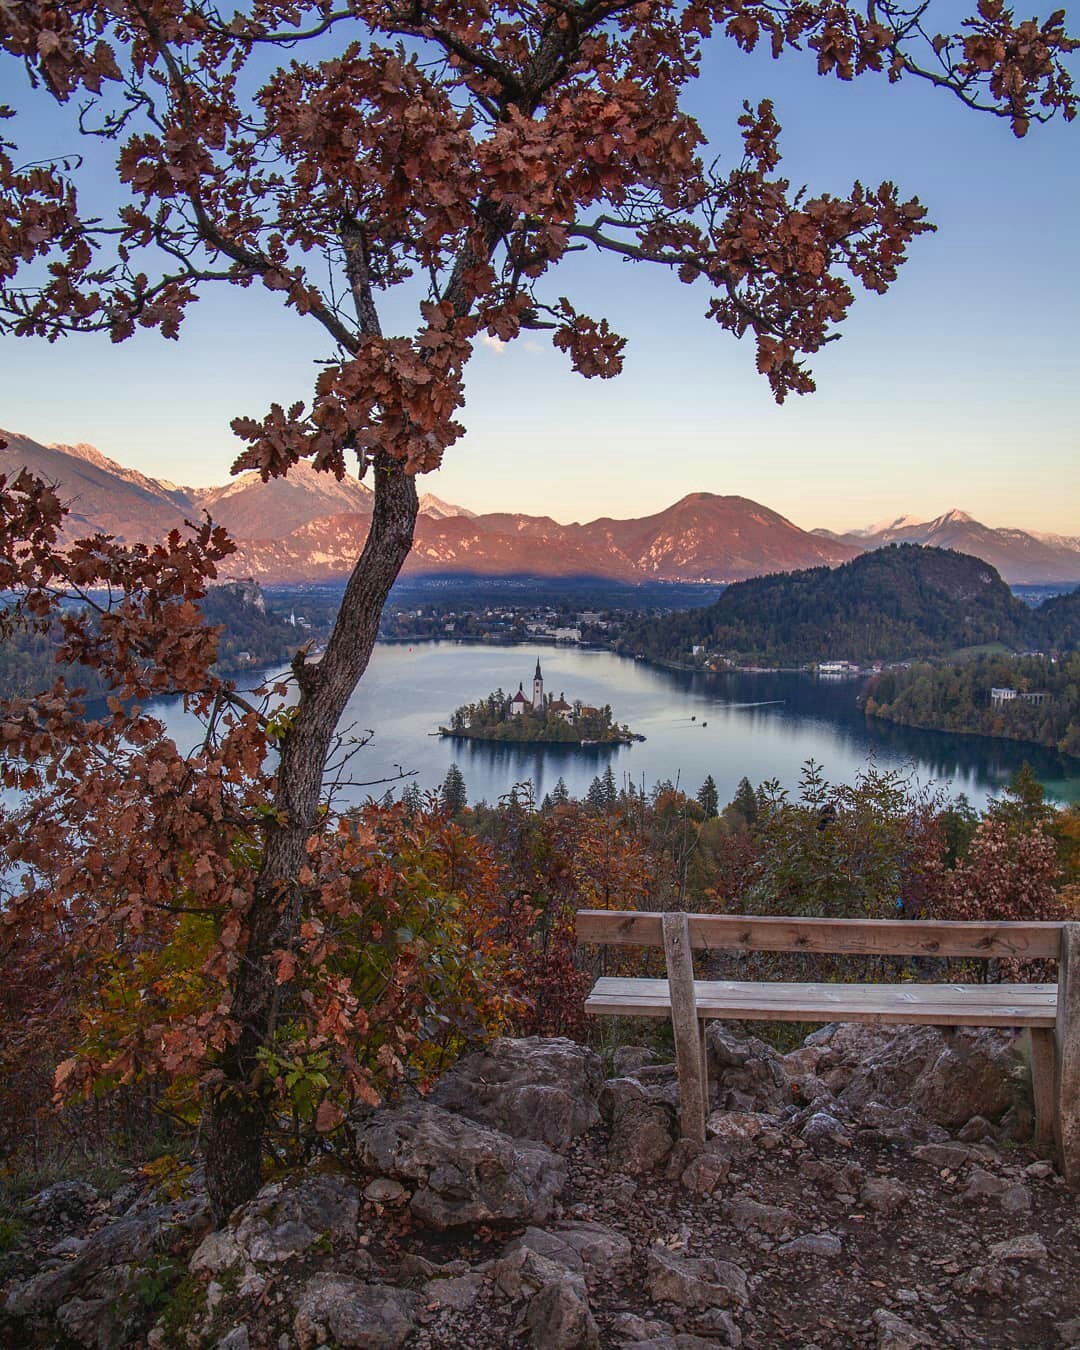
xmin=352 ymin=1101 xmax=566 ymax=1228
xmin=423 ymin=1272 xmax=484 ymax=1311
xmin=612 ymin=1311 xmax=675 ymax=1341
xmin=216 ymin=1328 xmax=251 ymax=1350
xmin=705 ymin=1024 xmax=788 ymax=1114
xmin=624 ymin=1339 xmax=724 ymax=1350
xmin=913 ymin=1143 xmax=979 ymax=1171
xmin=504 ymin=1221 xmax=632 ymax=1284
xmin=526 ymin=1277 xmax=600 ymax=1350
xmin=190 ymin=1173 xmax=359 ymax=1275
xmin=913 ymin=1030 xmax=1018 ymax=1126
xmin=430 ymin=1036 xmax=603 ymax=1151
xmin=704 ymin=1111 xmax=776 ymax=1143
xmin=495 ymin=1247 xmax=582 ymax=1301
xmin=190 ymin=1229 xmax=244 ymax=1276
xmin=872 ymin=1308 xmax=933 ymax=1348
xmin=800 ymin=1158 xmax=865 ymax=1197
xmin=601 ymin=1078 xmax=676 ymax=1174
xmin=293 ymin=1275 xmax=419 ymax=1350
xmin=645 ymin=1244 xmax=749 ymax=1310
xmin=957 ymin=1113 xmax=998 ymax=1142
xmin=800 ymin=1112 xmax=850 ymax=1149
xmin=680 ymin=1144 xmax=733 ymax=1195
xmin=961 ymin=1167 xmax=1010 ymax=1202
xmin=7 ymin=1195 xmax=207 ymax=1320
xmin=55 ymin=1265 xmax=151 ymax=1350
xmin=988 ymin=1233 xmax=1048 ymax=1263
xmin=613 ymin=1047 xmax=660 ymax=1077
xmin=835 ymin=1025 xmax=1017 ymax=1127
xmin=725 ymin=1195 xmax=797 ymax=1235
xmin=689 ymin=1308 xmax=743 ymax=1346
xmin=954 ymin=1263 xmax=1018 ymax=1298
xmin=26 ymin=1179 xmax=98 ymax=1220
xmin=364 ymin=1178 xmax=407 ymax=1206
xmin=1000 ymin=1183 xmax=1033 ymax=1214
xmin=856 ymin=1102 xmax=949 ymax=1146
xmin=859 ymin=1177 xmax=910 ymax=1216
xmin=778 ymin=1232 xmax=842 ymax=1258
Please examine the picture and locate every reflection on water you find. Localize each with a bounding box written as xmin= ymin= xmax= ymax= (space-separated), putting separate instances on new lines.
xmin=142 ymin=642 xmax=1079 ymax=810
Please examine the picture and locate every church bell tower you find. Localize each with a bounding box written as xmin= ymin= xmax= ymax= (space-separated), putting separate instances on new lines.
xmin=532 ymin=658 xmax=544 ymax=711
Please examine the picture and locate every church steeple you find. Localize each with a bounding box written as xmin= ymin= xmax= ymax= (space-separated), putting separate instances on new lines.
xmin=532 ymin=658 xmax=544 ymax=711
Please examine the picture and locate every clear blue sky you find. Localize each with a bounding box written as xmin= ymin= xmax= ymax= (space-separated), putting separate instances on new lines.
xmin=1 ymin=23 xmax=1077 ymax=533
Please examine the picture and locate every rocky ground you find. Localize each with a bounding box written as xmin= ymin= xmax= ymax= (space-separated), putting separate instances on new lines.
xmin=3 ymin=1024 xmax=1079 ymax=1349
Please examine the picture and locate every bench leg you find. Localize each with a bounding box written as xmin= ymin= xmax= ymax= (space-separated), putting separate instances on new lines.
xmin=1030 ymin=1028 xmax=1057 ymax=1147
xmin=1057 ymin=923 xmax=1080 ymax=1184
xmin=662 ymin=912 xmax=707 ymax=1143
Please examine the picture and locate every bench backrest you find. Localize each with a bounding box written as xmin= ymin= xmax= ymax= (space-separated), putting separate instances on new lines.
xmin=575 ymin=911 xmax=1064 ymax=960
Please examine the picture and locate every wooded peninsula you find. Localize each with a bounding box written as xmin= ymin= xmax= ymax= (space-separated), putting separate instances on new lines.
xmin=863 ymin=652 xmax=1080 ymax=756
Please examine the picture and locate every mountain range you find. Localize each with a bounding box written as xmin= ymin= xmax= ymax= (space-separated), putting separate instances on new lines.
xmin=813 ymin=509 xmax=1080 ymax=586
xmin=2 ymin=428 xmax=1078 ymax=586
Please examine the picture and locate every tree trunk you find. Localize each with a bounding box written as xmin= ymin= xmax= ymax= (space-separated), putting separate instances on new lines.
xmin=205 ymin=452 xmax=418 ymax=1221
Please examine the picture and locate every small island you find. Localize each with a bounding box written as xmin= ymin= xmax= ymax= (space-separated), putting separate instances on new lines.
xmin=440 ymin=659 xmax=643 ymax=745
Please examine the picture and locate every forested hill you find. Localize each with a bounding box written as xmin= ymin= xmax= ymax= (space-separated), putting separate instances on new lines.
xmin=617 ymin=545 xmax=1042 ymax=665
xmin=863 ymin=651 xmax=1080 ymax=755
xmin=0 ymin=581 xmax=299 ymax=701
xmin=1039 ymin=585 xmax=1080 ymax=652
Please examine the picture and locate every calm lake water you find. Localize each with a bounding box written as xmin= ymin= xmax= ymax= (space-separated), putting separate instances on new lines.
xmin=146 ymin=642 xmax=1080 ymax=811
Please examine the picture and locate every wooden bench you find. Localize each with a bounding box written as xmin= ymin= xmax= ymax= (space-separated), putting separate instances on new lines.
xmin=576 ymin=910 xmax=1079 ymax=1182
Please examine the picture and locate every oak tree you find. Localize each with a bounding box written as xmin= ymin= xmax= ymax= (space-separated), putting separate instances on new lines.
xmin=1 ymin=0 xmax=1074 ymax=1217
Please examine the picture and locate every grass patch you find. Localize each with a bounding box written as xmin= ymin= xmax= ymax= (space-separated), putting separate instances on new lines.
xmin=153 ymin=1270 xmax=206 ymax=1349
xmin=945 ymin=642 xmax=1011 ymax=661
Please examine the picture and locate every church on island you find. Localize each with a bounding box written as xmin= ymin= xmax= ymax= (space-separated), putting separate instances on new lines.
xmin=442 ymin=660 xmax=640 ymax=745
xmin=508 ymin=660 xmax=578 ymax=723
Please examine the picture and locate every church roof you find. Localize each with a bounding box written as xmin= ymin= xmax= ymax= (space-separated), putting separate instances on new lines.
xmin=550 ymin=698 xmax=571 ymax=712
xmin=510 ymin=684 xmax=528 ymax=703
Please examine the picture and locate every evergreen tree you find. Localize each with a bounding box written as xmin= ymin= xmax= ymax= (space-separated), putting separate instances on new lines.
xmin=730 ymin=776 xmax=759 ymax=827
xmin=586 ymin=770 xmax=617 ymax=811
xmin=401 ymin=781 xmax=423 ymax=817
xmin=551 ymin=777 xmax=571 ymax=806
xmin=697 ymin=775 xmax=720 ymax=819
xmin=440 ymin=762 xmax=467 ymax=815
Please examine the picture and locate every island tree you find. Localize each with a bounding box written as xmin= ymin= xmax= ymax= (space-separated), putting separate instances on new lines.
xmin=0 ymin=0 xmax=1075 ymax=1217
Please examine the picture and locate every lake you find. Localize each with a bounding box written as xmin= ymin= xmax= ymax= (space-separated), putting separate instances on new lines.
xmin=146 ymin=642 xmax=1080 ymax=811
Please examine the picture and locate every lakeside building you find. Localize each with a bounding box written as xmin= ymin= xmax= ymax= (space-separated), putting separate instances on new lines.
xmin=991 ymin=687 xmax=1048 ymax=707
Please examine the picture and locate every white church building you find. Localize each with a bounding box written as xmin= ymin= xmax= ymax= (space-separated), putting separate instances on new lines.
xmin=509 ymin=659 xmax=545 ymax=715
xmin=508 ymin=660 xmax=575 ymax=722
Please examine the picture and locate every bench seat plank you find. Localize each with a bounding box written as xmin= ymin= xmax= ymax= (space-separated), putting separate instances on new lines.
xmin=586 ymin=977 xmax=1058 ymax=1027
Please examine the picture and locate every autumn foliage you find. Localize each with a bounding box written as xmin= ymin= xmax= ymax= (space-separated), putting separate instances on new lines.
xmin=2 ymin=0 xmax=1076 ymax=1214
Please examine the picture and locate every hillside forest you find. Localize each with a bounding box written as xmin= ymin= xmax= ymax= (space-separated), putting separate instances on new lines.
xmin=619 ymin=546 xmax=1075 ymax=666
xmin=0 ymin=582 xmax=300 ymax=701
xmin=863 ymin=653 xmax=1080 ymax=756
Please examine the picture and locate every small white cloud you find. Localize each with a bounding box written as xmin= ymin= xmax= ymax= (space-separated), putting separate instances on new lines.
xmin=523 ymin=340 xmax=543 ymax=354
xmin=480 ymin=332 xmax=506 ymax=355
